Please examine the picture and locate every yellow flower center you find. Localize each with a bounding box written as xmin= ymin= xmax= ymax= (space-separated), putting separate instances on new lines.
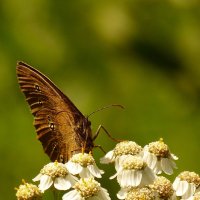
xmin=40 ymin=162 xmax=68 ymax=178
xmin=114 ymin=141 xmax=142 ymax=157
xmin=70 ymin=153 xmax=95 ymax=167
xmin=179 ymin=171 xmax=200 ymax=187
xmin=16 ymin=181 xmax=42 ymax=200
xmin=123 ymin=156 xmax=146 ymax=170
xmin=150 ymin=176 xmax=174 ymax=199
xmin=126 ymin=187 xmax=156 ymax=200
xmin=148 ymin=139 xmax=169 ymax=158
xmin=74 ymin=178 xmax=100 ymax=198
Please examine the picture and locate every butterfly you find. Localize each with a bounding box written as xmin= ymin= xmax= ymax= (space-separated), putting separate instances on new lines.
xmin=16 ymin=61 xmax=94 ymax=163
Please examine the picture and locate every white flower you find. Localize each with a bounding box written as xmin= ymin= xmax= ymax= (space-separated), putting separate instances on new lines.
xmin=117 ymin=187 xmax=158 ymax=200
xmin=33 ymin=161 xmax=77 ymax=192
xmin=110 ymin=155 xmax=156 ymax=188
xmin=117 ymin=187 xmax=128 ymax=199
xmin=16 ymin=180 xmax=42 ymax=200
xmin=184 ymin=191 xmax=200 ymax=200
xmin=150 ymin=176 xmax=176 ymax=200
xmin=100 ymin=141 xmax=143 ymax=170
xmin=62 ymin=177 xmax=111 ymax=200
xmin=100 ymin=150 xmax=115 ymax=164
xmin=66 ymin=153 xmax=104 ymax=178
xmin=173 ymin=171 xmax=200 ymax=199
xmin=143 ymin=138 xmax=178 ymax=175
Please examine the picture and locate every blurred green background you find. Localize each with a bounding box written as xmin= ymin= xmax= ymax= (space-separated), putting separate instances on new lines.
xmin=1 ymin=0 xmax=200 ymax=199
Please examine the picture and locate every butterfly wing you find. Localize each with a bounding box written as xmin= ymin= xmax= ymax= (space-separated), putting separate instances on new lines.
xmin=16 ymin=61 xmax=92 ymax=162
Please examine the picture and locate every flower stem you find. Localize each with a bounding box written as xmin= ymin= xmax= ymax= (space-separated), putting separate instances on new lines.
xmin=52 ymin=189 xmax=60 ymax=200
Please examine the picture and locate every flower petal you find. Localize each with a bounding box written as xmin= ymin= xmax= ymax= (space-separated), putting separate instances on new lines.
xmin=118 ymin=170 xmax=142 ymax=187
xmin=153 ymin=160 xmax=162 ymax=174
xmin=141 ymin=167 xmax=156 ymax=186
xmin=174 ymin=180 xmax=189 ymax=196
xmin=143 ymin=150 xmax=157 ymax=169
xmin=32 ymin=173 xmax=42 ymax=182
xmin=38 ymin=175 xmax=53 ymax=192
xmin=109 ymin=172 xmax=118 ymax=180
xmin=110 ymin=167 xmax=122 ymax=179
xmin=161 ymin=158 xmax=174 ymax=175
xmin=132 ymin=170 xmax=143 ymax=186
xmin=100 ymin=150 xmax=115 ymax=164
xmin=115 ymin=158 xmax=121 ymax=171
xmin=171 ymin=153 xmax=178 ymax=160
xmin=117 ymin=170 xmax=128 ymax=187
xmin=66 ymin=161 xmax=82 ymax=175
xmin=54 ymin=177 xmax=72 ymax=190
xmin=97 ymin=188 xmax=111 ymax=200
xmin=62 ymin=190 xmax=82 ymax=200
xmin=173 ymin=177 xmax=181 ymax=190
xmin=182 ymin=183 xmax=196 ymax=199
xmin=88 ymin=165 xmax=104 ymax=178
xmin=79 ymin=167 xmax=92 ymax=178
xmin=117 ymin=188 xmax=127 ymax=199
xmin=170 ymin=159 xmax=177 ymax=169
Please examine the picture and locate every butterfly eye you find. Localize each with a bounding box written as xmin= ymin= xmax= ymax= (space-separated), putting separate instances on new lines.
xmin=34 ymin=84 xmax=40 ymax=92
xmin=47 ymin=115 xmax=51 ymax=121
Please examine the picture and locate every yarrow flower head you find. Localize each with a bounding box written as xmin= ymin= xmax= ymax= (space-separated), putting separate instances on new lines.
xmin=143 ymin=138 xmax=178 ymax=175
xmin=66 ymin=152 xmax=104 ymax=178
xmin=33 ymin=161 xmax=77 ymax=192
xmin=117 ymin=186 xmax=158 ymax=200
xmin=150 ymin=176 xmax=176 ymax=200
xmin=16 ymin=180 xmax=42 ymax=200
xmin=173 ymin=171 xmax=200 ymax=199
xmin=62 ymin=177 xmax=111 ymax=200
xmin=100 ymin=141 xmax=142 ymax=170
xmin=110 ymin=155 xmax=156 ymax=188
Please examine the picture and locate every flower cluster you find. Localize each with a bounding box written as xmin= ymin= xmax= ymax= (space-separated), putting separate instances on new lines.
xmin=15 ymin=139 xmax=200 ymax=200
xmin=100 ymin=139 xmax=200 ymax=200
xmin=16 ymin=153 xmax=110 ymax=200
xmin=100 ymin=139 xmax=179 ymax=199
xmin=173 ymin=171 xmax=200 ymax=199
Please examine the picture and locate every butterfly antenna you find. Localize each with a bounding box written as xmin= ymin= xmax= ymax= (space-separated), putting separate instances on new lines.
xmin=87 ymin=104 xmax=124 ymax=119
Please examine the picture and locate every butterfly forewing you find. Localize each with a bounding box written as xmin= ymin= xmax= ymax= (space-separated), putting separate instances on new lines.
xmin=16 ymin=61 xmax=93 ymax=163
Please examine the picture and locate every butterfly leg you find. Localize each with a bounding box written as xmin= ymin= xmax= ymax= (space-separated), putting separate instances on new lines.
xmin=92 ymin=125 xmax=123 ymax=142
xmin=93 ymin=145 xmax=106 ymax=154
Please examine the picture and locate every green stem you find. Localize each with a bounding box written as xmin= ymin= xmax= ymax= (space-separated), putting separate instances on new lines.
xmin=52 ymin=189 xmax=60 ymax=200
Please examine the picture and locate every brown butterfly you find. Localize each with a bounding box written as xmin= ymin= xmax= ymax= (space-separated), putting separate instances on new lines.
xmin=16 ymin=61 xmax=94 ymax=163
